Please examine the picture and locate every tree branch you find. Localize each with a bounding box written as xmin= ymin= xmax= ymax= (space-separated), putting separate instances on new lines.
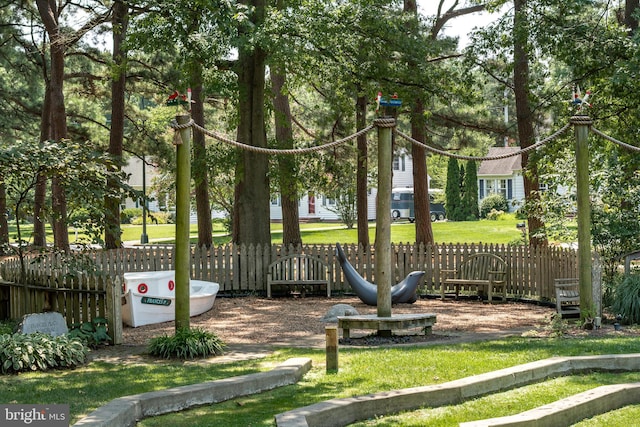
xmin=431 ymin=3 xmax=488 ymax=39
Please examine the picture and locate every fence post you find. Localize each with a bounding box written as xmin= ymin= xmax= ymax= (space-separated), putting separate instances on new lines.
xmin=571 ymin=115 xmax=594 ymax=319
xmin=106 ymin=276 xmax=123 ymax=345
xmin=592 ymin=252 xmax=602 ymax=318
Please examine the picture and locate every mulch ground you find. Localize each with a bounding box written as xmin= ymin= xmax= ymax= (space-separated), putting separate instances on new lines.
xmin=87 ymin=296 xmax=640 ymax=363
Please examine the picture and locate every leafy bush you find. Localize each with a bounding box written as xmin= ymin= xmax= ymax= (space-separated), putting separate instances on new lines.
xmin=0 ymin=333 xmax=88 ymax=374
xmin=68 ymin=317 xmax=111 ymax=348
xmin=148 ymin=327 xmax=226 ymax=359
xmin=486 ymin=209 xmax=505 ymax=220
xmin=611 ymin=274 xmax=640 ymax=324
xmin=121 ymin=208 xmax=142 ymax=224
xmin=69 ymin=208 xmax=92 ymax=226
xmin=131 ymin=211 xmax=172 ymax=225
xmin=152 ymin=211 xmax=172 ymax=224
xmin=480 ymin=194 xmax=509 ymax=218
xmin=0 ymin=320 xmax=16 ymax=335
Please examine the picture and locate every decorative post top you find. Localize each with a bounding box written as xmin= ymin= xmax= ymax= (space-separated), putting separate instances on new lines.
xmin=570 ymin=115 xmax=593 ymax=126
xmin=373 ymin=117 xmax=396 ymax=128
xmin=172 ymin=114 xmax=192 ymax=145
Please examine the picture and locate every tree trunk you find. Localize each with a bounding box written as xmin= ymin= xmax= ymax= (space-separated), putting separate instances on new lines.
xmin=37 ymin=0 xmax=69 ymax=251
xmin=626 ymin=0 xmax=639 ymax=31
xmin=191 ymin=68 xmax=214 ymax=248
xmin=105 ymin=0 xmax=128 ymax=249
xmin=0 ymin=182 xmax=8 ymax=253
xmin=356 ymin=93 xmax=370 ymax=249
xmin=33 ymin=84 xmax=51 ymax=248
xmin=513 ymin=0 xmax=547 ymax=246
xmin=411 ymin=97 xmax=434 ymax=245
xmin=271 ymin=69 xmax=302 ymax=247
xmin=405 ymin=0 xmax=434 ymax=245
xmin=232 ymin=0 xmax=270 ymax=246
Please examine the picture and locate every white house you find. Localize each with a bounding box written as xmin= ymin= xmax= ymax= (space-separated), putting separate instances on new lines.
xmin=477 ymin=147 xmax=525 ymax=212
xmin=269 ymin=150 xmax=427 ymax=221
xmin=122 ymin=156 xmax=160 ymax=212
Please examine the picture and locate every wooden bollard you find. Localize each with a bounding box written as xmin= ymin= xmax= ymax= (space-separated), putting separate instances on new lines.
xmin=326 ymin=325 xmax=338 ymax=373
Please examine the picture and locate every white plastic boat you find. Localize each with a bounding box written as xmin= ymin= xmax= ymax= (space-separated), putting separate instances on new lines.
xmin=121 ymin=270 xmax=219 ymax=327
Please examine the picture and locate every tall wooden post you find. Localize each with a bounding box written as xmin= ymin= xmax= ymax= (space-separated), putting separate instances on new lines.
xmin=375 ymin=118 xmax=394 ymax=324
xmin=175 ymin=114 xmax=192 ymax=331
xmin=572 ymin=115 xmax=594 ymax=319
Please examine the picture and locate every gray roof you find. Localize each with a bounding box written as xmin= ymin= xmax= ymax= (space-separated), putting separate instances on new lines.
xmin=477 ymin=147 xmax=522 ymax=176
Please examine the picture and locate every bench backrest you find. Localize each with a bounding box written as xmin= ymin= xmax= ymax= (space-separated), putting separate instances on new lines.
xmin=458 ymin=253 xmax=506 ymax=280
xmin=268 ymin=255 xmax=330 ymax=282
xmin=554 ymin=278 xmax=579 ymax=297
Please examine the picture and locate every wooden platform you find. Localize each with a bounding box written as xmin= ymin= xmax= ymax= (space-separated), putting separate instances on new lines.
xmin=337 ymin=313 xmax=437 ymax=339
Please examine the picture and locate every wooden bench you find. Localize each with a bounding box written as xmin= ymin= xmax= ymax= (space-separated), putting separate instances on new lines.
xmin=554 ymin=278 xmax=580 ymax=317
xmin=267 ymin=254 xmax=331 ymax=298
xmin=440 ymin=253 xmax=507 ymax=303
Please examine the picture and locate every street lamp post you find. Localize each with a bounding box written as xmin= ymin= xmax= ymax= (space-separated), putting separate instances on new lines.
xmin=138 ymin=96 xmax=151 ymax=245
xmin=141 ymin=155 xmax=148 ymax=244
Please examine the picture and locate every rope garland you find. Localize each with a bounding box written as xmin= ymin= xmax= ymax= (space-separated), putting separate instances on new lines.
xmin=170 ymin=115 xmax=640 ymax=159
xmin=395 ymin=123 xmax=571 ymax=161
xmin=591 ymin=127 xmax=640 ymax=152
xmin=173 ymin=119 xmax=375 ymax=155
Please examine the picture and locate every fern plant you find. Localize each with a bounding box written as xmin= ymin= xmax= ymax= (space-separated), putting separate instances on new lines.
xmin=148 ymin=327 xmax=226 ymax=359
xmin=612 ymin=274 xmax=640 ymax=324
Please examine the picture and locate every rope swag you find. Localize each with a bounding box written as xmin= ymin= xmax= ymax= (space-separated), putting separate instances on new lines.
xmin=170 ymin=116 xmax=639 ymax=158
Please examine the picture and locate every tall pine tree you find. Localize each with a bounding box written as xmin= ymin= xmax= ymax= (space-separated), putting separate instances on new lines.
xmin=461 ymin=160 xmax=479 ymax=220
xmin=445 ymin=157 xmax=462 ymax=221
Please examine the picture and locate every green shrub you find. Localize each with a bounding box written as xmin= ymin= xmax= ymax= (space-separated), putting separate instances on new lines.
xmin=0 ymin=320 xmax=16 ymax=335
xmin=0 ymin=333 xmax=88 ymax=374
xmin=151 ymin=211 xmax=172 ymax=224
xmin=69 ymin=208 xmax=92 ymax=226
xmin=121 ymin=208 xmax=142 ymax=224
xmin=148 ymin=327 xmax=226 ymax=359
xmin=612 ymin=274 xmax=640 ymax=324
xmin=480 ymin=194 xmax=509 ymax=218
xmin=68 ymin=317 xmax=112 ymax=348
xmin=486 ymin=209 xmax=505 ymax=220
xmin=131 ymin=211 xmax=172 ymax=225
xmin=514 ymin=207 xmax=528 ymax=220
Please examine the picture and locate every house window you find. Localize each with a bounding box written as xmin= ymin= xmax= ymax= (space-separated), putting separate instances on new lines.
xmin=480 ymin=179 xmax=512 ymax=200
xmin=270 ymin=195 xmax=280 ymax=206
xmin=323 ymin=196 xmax=336 ymax=207
xmin=539 ymin=183 xmax=549 ymax=192
xmin=485 ymin=179 xmax=495 ymax=196
xmin=498 ymin=179 xmax=507 ymax=199
xmin=393 ymin=155 xmax=405 ymax=171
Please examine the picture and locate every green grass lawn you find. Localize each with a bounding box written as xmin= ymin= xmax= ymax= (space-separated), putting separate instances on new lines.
xmin=6 ymin=215 xmax=534 ymax=246
xmin=123 ymin=217 xmax=523 ymax=245
xmin=1 ymin=335 xmax=638 ymax=426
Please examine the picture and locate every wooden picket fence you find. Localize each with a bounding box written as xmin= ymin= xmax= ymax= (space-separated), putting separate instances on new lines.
xmin=0 ymin=242 xmax=579 ymax=332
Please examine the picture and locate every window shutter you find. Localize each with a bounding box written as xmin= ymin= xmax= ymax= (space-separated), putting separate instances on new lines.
xmin=479 ymin=179 xmax=484 ymax=199
xmin=507 ymin=179 xmax=513 ymax=200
